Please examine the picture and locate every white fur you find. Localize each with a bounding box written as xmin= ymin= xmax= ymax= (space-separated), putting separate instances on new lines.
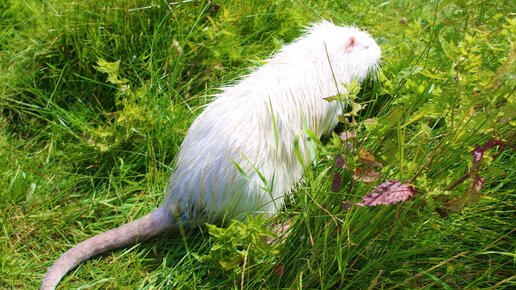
xmin=164 ymin=21 xmax=381 ymax=225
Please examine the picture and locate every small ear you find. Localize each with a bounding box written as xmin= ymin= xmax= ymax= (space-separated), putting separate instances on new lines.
xmin=349 ymin=36 xmax=356 ymax=46
xmin=345 ymin=36 xmax=356 ymax=52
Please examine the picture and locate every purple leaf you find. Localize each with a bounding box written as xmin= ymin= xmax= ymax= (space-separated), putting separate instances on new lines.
xmin=339 ymin=131 xmax=356 ymax=150
xmin=356 ymin=180 xmax=416 ymax=207
xmin=333 ymin=155 xmax=346 ymax=168
xmin=472 ymin=139 xmax=504 ymax=164
xmin=339 ymin=131 xmax=357 ymax=142
xmin=332 ymin=173 xmax=343 ymax=192
xmin=443 ymin=138 xmax=509 ymax=214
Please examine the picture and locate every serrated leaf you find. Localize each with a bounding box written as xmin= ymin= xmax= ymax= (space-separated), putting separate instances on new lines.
xmin=324 ymin=93 xmax=348 ymax=103
xmin=94 ymin=58 xmax=128 ymax=86
xmin=342 ymin=102 xmax=364 ymax=117
xmin=356 ymin=180 xmax=416 ymax=207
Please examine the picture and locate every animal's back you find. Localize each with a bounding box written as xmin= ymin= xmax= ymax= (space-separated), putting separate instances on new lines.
xmin=163 ymin=29 xmax=352 ymax=223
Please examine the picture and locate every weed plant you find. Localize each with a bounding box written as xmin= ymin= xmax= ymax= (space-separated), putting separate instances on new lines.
xmin=1 ymin=0 xmax=514 ymax=288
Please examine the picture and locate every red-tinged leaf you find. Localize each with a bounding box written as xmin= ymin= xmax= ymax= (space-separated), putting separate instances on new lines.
xmin=332 ymin=173 xmax=342 ymax=192
xmin=356 ymin=180 xmax=416 ymax=207
xmin=339 ymin=131 xmax=356 ymax=150
xmin=339 ymin=131 xmax=357 ymax=142
xmin=449 ymin=139 xmax=507 ymax=191
xmin=472 ymin=150 xmax=483 ymax=164
xmin=266 ymin=220 xmax=292 ymax=245
xmin=334 ymin=154 xmax=346 ymax=168
xmin=273 ymin=263 xmax=285 ymax=277
xmin=442 ymin=138 xmax=509 ymax=215
xmin=472 ymin=139 xmax=504 ymax=164
xmin=341 ymin=201 xmax=352 ymax=211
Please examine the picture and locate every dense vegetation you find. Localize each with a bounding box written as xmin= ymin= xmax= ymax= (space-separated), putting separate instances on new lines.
xmin=1 ymin=0 xmax=514 ymax=288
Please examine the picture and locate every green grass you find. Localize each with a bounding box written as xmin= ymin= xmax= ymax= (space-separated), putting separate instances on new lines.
xmin=1 ymin=0 xmax=514 ymax=288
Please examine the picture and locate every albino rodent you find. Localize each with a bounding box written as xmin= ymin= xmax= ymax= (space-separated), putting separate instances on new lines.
xmin=41 ymin=20 xmax=381 ymax=289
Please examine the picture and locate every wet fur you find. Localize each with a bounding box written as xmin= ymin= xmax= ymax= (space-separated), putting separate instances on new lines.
xmin=41 ymin=20 xmax=381 ymax=289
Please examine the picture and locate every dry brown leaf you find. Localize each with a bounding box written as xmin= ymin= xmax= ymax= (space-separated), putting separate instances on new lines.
xmin=353 ymin=149 xmax=383 ymax=182
xmin=353 ymin=167 xmax=381 ymax=182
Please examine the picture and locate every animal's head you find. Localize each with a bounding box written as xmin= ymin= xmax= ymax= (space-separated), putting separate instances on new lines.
xmin=304 ymin=20 xmax=381 ymax=84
